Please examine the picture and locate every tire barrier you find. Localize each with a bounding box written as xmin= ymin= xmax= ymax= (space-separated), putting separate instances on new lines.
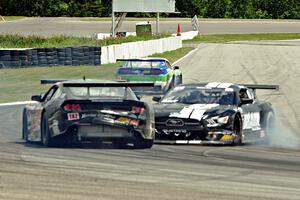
xmin=0 ymin=46 xmax=101 ymax=69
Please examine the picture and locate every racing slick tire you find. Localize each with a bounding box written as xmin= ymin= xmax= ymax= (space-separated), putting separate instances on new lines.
xmin=232 ymin=115 xmax=243 ymax=145
xmin=262 ymin=112 xmax=275 ymax=144
xmin=41 ymin=114 xmax=55 ymax=147
xmin=134 ymin=138 xmax=153 ymax=149
xmin=175 ymin=74 xmax=183 ymax=85
xmin=22 ymin=109 xmax=29 ymax=142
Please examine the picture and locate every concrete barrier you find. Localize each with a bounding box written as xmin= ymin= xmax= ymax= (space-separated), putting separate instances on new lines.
xmin=172 ymin=31 xmax=199 ymax=40
xmin=101 ymin=36 xmax=182 ymax=64
xmin=0 ymin=35 xmax=183 ymax=68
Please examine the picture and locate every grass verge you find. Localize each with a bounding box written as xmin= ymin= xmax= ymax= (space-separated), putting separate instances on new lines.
xmin=0 ymin=34 xmax=170 ymax=48
xmin=149 ymin=47 xmax=194 ymax=64
xmin=1 ymin=16 xmax=26 ymax=21
xmin=0 ymin=47 xmax=194 ymax=103
xmin=184 ymin=33 xmax=300 ymax=43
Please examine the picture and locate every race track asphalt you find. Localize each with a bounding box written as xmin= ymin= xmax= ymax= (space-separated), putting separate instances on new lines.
xmin=1 ymin=17 xmax=300 ymax=37
xmin=1 ymin=40 xmax=300 ymax=200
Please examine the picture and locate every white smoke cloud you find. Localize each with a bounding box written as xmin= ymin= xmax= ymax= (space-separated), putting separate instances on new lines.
xmin=267 ymin=108 xmax=300 ymax=149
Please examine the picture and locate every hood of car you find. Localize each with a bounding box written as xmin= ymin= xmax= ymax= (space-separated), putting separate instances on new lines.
xmin=154 ymin=103 xmax=236 ymax=120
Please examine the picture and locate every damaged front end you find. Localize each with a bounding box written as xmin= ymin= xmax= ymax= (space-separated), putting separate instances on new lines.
xmin=154 ymin=115 xmax=237 ymax=145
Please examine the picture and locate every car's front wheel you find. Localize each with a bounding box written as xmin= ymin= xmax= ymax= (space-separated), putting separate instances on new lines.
xmin=176 ymin=74 xmax=183 ymax=85
xmin=22 ymin=109 xmax=29 ymax=142
xmin=232 ymin=115 xmax=243 ymax=145
xmin=134 ymin=138 xmax=153 ymax=149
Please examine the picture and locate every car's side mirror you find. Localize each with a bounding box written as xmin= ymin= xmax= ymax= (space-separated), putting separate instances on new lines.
xmin=240 ymin=98 xmax=254 ymax=105
xmin=152 ymin=96 xmax=162 ymax=102
xmin=174 ymin=66 xmax=180 ymax=70
xmin=31 ymin=95 xmax=42 ymax=102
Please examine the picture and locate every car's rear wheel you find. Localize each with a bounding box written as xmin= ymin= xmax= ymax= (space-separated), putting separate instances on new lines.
xmin=262 ymin=112 xmax=275 ymax=144
xmin=232 ymin=115 xmax=243 ymax=145
xmin=168 ymin=76 xmax=175 ymax=90
xmin=22 ymin=109 xmax=29 ymax=142
xmin=113 ymin=139 xmax=128 ymax=149
xmin=134 ymin=138 xmax=153 ymax=149
xmin=176 ymin=74 xmax=183 ymax=85
xmin=41 ymin=114 xmax=55 ymax=147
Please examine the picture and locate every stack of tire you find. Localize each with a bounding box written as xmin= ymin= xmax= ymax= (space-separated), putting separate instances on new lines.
xmin=0 ymin=46 xmax=101 ymax=68
xmin=0 ymin=50 xmax=12 ymax=68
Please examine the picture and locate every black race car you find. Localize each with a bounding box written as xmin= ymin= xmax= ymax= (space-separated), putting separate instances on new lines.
xmin=22 ymin=79 xmax=155 ymax=148
xmin=152 ymin=82 xmax=279 ymax=145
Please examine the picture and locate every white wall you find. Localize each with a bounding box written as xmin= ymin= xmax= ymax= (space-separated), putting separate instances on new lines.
xmin=101 ymin=36 xmax=182 ymax=64
xmin=172 ymin=31 xmax=199 ymax=40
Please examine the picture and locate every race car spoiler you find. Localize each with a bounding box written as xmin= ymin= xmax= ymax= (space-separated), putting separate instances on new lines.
xmin=41 ymin=79 xmax=155 ymax=88
xmin=41 ymin=79 xmax=67 ymax=84
xmin=116 ymin=58 xmax=167 ymax=62
xmin=242 ymin=84 xmax=279 ymax=90
xmin=62 ymin=82 xmax=155 ymax=88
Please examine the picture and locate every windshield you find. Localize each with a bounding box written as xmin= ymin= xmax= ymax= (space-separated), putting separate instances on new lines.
xmin=63 ymin=87 xmax=137 ymax=100
xmin=124 ymin=61 xmax=164 ymax=68
xmin=161 ymin=86 xmax=235 ymax=105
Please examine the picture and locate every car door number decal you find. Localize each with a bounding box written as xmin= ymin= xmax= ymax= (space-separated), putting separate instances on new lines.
xmin=243 ymin=112 xmax=260 ymax=130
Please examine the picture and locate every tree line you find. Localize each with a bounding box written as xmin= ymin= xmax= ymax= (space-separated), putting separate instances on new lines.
xmin=1 ymin=0 xmax=300 ymax=19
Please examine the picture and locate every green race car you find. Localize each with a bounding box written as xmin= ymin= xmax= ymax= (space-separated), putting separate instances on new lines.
xmin=116 ymin=58 xmax=183 ymax=94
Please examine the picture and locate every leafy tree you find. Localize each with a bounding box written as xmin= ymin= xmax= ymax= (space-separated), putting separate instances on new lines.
xmin=205 ymin=0 xmax=232 ymax=18
xmin=1 ymin=0 xmax=300 ymax=19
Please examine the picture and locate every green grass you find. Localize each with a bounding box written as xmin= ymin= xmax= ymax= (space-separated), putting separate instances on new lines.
xmin=1 ymin=16 xmax=26 ymax=21
xmin=0 ymin=34 xmax=170 ymax=48
xmin=0 ymin=64 xmax=120 ymax=103
xmin=0 ymin=47 xmax=194 ymax=103
xmin=185 ymin=33 xmax=300 ymax=43
xmin=150 ymin=47 xmax=194 ymax=63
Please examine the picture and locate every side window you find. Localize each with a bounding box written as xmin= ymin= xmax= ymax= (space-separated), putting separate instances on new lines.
xmin=239 ymin=88 xmax=249 ymax=99
xmin=239 ymin=88 xmax=255 ymax=102
xmin=246 ymin=89 xmax=255 ymax=100
xmin=43 ymin=86 xmax=58 ymax=102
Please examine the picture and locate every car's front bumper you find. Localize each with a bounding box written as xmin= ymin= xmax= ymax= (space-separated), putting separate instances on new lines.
xmin=154 ymin=139 xmax=233 ymax=145
xmin=155 ymin=128 xmax=236 ymax=145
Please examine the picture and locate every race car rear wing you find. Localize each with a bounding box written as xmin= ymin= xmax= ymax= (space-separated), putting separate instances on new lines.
xmin=242 ymin=84 xmax=279 ymax=91
xmin=116 ymin=58 xmax=167 ymax=62
xmin=62 ymin=82 xmax=155 ymax=88
xmin=242 ymin=84 xmax=279 ymax=98
xmin=41 ymin=79 xmax=155 ymax=88
xmin=41 ymin=79 xmax=66 ymax=84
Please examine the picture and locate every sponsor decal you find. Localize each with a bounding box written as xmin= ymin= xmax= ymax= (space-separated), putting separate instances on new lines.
xmin=81 ymin=113 xmax=97 ymax=118
xmin=117 ymin=117 xmax=130 ymax=124
xmin=166 ymin=119 xmax=184 ymax=126
xmin=243 ymin=112 xmax=260 ymax=130
xmin=68 ymin=113 xmax=80 ymax=121
xmin=220 ymin=134 xmax=234 ymax=141
xmin=162 ymin=129 xmax=187 ymax=133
